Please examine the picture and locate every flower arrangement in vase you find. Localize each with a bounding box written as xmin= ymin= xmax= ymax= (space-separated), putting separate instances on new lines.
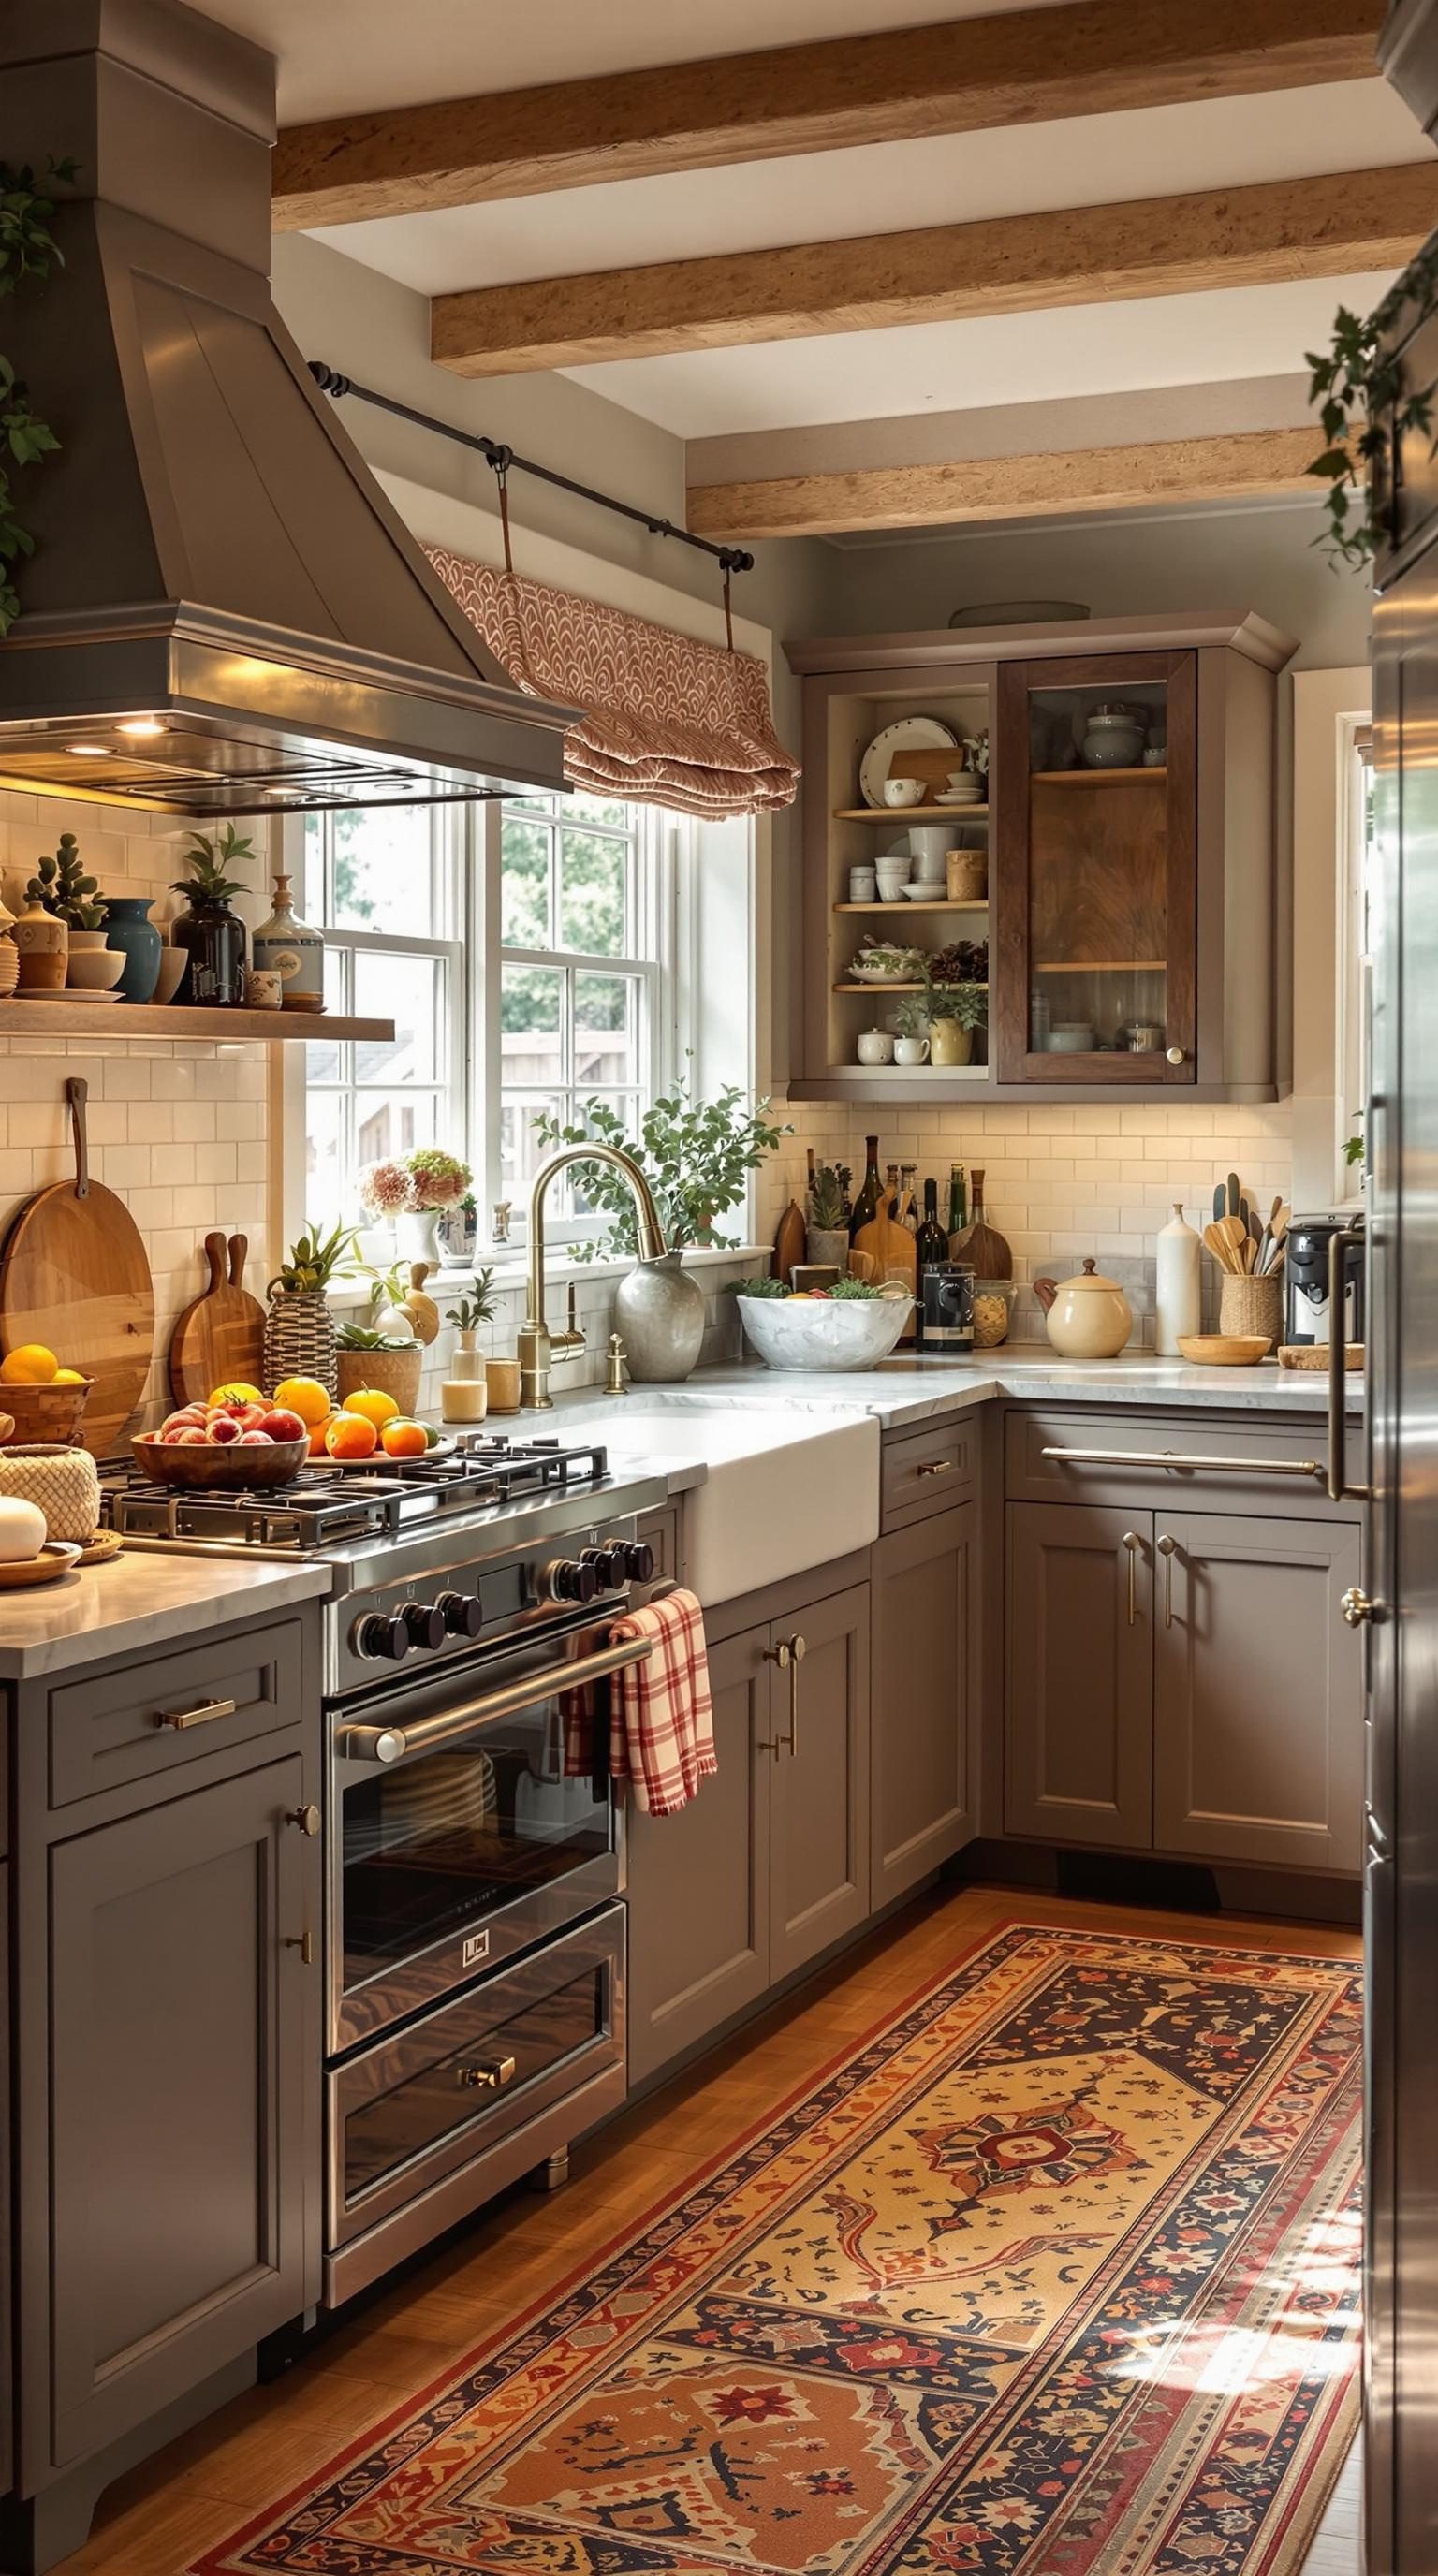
xmin=360 ymin=1149 xmax=473 ymax=1266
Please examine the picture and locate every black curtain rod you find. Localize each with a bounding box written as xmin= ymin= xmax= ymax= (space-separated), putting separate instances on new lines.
xmin=307 ymin=359 xmax=755 ymax=576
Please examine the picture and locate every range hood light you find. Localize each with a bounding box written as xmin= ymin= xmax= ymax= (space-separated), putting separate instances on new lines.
xmin=66 ymin=743 xmax=108 ymax=757
xmin=117 ymin=719 xmax=165 ymax=739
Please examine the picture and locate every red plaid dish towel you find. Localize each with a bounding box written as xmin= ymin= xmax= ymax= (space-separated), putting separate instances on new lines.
xmin=606 ymin=1588 xmax=716 ymax=1816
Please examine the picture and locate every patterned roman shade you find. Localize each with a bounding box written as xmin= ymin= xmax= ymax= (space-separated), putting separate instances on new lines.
xmin=428 ymin=547 xmax=800 ymax=821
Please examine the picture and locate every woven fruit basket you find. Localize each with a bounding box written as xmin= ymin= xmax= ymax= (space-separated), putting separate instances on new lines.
xmin=0 ymin=1380 xmax=92 ymax=1446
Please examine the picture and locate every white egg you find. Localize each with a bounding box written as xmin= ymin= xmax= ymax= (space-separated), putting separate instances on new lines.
xmin=0 ymin=1497 xmax=47 ymax=1562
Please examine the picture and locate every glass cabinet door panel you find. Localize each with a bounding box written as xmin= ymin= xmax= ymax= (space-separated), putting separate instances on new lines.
xmin=995 ymin=655 xmax=1196 ymax=1082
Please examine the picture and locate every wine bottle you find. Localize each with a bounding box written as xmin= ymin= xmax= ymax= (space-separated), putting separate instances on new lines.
xmin=885 ymin=1163 xmax=901 ymax=1215
xmin=946 ymin=1163 xmax=968 ymax=1253
xmin=916 ymin=1178 xmax=949 ymax=1273
xmin=849 ymin=1135 xmax=883 ymax=1238
xmin=899 ymin=1163 xmax=919 ymax=1231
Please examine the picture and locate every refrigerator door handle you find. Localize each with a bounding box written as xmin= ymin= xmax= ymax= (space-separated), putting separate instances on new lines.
xmin=1328 ymin=1226 xmax=1372 ymax=1503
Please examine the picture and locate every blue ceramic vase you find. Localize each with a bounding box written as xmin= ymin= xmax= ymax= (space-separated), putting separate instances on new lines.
xmin=103 ymin=896 xmax=162 ymax=1003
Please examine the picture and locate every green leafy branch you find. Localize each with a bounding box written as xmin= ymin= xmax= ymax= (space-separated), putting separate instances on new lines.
xmin=0 ymin=157 xmax=76 ymax=632
xmin=1306 ymin=241 xmax=1438 ymax=568
xmin=535 ymin=1063 xmax=790 ymax=1260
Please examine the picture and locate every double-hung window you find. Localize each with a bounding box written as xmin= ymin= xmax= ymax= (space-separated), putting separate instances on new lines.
xmin=486 ymin=789 xmax=668 ymax=1227
xmin=299 ymin=806 xmax=465 ymax=1224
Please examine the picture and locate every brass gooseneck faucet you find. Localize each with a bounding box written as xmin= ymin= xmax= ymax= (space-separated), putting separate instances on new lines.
xmin=517 ymin=1144 xmax=668 ymax=1410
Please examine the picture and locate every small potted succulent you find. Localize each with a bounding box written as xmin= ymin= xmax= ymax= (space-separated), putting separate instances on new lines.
xmin=805 ymin=1162 xmax=850 ymax=1268
xmin=24 ymin=834 xmax=119 ymax=992
xmin=264 ymin=1217 xmax=358 ymax=1398
xmin=170 ymin=823 xmax=253 ymax=1006
xmin=334 ymin=1317 xmax=422 ymax=1418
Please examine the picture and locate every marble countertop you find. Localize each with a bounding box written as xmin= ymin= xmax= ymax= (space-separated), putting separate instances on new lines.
xmin=555 ymin=1344 xmax=1360 ymax=1437
xmin=0 ymin=1552 xmax=333 ymax=1681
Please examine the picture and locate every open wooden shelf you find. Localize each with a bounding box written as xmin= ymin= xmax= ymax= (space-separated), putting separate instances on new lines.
xmin=833 ymin=899 xmax=989 ymax=914
xmin=1034 ymin=959 xmax=1166 ymax=973
xmin=1032 ymin=768 xmax=1165 ymax=785
xmin=0 ymin=1000 xmax=396 ymax=1042
xmin=833 ymin=804 xmax=989 ymax=821
xmin=834 ymin=980 xmax=990 ymax=995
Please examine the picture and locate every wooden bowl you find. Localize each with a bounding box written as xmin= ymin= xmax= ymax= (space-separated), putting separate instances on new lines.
xmin=1277 ymin=1343 xmax=1365 ymax=1372
xmin=1176 ymin=1334 xmax=1271 ymax=1368
xmin=0 ymin=1380 xmax=91 ymax=1446
xmin=131 ymin=1432 xmax=311 ymax=1490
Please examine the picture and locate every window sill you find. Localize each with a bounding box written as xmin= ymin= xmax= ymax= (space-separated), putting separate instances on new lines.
xmin=329 ymin=1243 xmax=769 ymax=1310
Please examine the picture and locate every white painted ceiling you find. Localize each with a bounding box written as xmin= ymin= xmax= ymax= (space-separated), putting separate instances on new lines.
xmin=201 ymin=0 xmax=1431 ymax=469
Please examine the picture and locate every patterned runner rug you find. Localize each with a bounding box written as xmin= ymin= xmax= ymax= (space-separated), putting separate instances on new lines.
xmin=196 ymin=1921 xmax=1362 ymax=2576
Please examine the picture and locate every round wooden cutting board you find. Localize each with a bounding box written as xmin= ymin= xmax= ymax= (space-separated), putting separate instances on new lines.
xmin=0 ymin=1079 xmax=155 ymax=1459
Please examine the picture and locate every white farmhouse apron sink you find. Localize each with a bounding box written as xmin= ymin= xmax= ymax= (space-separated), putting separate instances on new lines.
xmin=572 ymin=1403 xmax=879 ymax=1605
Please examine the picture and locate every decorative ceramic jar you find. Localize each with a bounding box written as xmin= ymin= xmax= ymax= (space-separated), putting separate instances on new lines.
xmin=613 ymin=1251 xmax=706 ymax=1383
xmin=171 ymin=889 xmax=247 ymax=1005
xmin=102 ymin=895 xmax=162 ymax=1003
xmin=929 ymin=1016 xmax=972 ymax=1067
xmin=12 ymin=900 xmax=67 ymax=993
xmin=65 ymin=929 xmax=125 ymax=993
xmin=1033 ymin=1257 xmax=1133 ymax=1358
xmin=252 ymin=872 xmax=324 ymax=1011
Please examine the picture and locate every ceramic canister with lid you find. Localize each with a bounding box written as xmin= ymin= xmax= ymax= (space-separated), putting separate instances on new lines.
xmin=1032 ymin=1259 xmax=1133 ymax=1358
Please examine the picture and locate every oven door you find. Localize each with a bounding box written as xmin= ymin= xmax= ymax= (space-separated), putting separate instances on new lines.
xmin=327 ymin=1622 xmax=648 ymax=2054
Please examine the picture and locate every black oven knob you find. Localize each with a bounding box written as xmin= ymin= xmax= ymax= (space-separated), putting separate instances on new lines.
xmin=359 ymin=1613 xmax=411 ymax=1661
xmin=622 ymin=1540 xmax=655 ymax=1583
xmin=402 ymin=1602 xmax=447 ymax=1651
xmin=580 ymin=1544 xmax=627 ymax=1589
xmin=544 ymin=1556 xmax=598 ymax=1605
xmin=438 ymin=1590 xmax=484 ymax=1638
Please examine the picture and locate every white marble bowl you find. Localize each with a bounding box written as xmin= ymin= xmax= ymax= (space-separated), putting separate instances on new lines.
xmin=737 ymin=1294 xmax=909 ymax=1371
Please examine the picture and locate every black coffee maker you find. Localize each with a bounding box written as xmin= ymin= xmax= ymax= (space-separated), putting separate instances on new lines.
xmin=1284 ymin=1211 xmax=1365 ymax=1347
xmin=918 ymin=1265 xmax=975 ymax=1356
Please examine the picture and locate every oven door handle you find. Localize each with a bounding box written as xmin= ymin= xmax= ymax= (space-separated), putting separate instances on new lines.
xmin=338 ymin=1633 xmax=653 ymax=1764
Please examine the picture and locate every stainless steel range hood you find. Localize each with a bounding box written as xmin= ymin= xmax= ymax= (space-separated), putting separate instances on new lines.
xmin=0 ymin=0 xmax=575 ymax=817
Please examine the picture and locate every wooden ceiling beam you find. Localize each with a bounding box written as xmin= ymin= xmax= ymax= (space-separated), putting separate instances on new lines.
xmin=430 ymin=164 xmax=1435 ymax=377
xmin=684 ymin=427 xmax=1325 ymax=541
xmin=272 ymin=0 xmax=1384 ymax=230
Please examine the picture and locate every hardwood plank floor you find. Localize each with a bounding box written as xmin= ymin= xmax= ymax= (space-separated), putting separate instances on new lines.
xmin=58 ymin=1881 xmax=1366 ymax=2576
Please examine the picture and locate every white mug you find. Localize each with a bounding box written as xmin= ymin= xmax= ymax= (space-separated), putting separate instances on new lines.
xmin=857 ymin=1028 xmax=895 ymax=1065
xmin=894 ymin=1034 xmax=931 ymax=1065
xmin=882 ymin=776 xmax=924 ymax=808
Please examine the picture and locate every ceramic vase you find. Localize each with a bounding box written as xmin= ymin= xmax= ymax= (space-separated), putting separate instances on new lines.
xmin=1154 ymin=1203 xmax=1201 ymax=1355
xmin=102 ymin=895 xmax=162 ymax=1003
xmin=13 ymin=900 xmax=67 ymax=993
xmin=397 ymin=1209 xmax=443 ymax=1266
xmin=263 ymin=1291 xmax=338 ymax=1400
xmin=442 ymin=1329 xmax=488 ymax=1423
xmin=929 ymin=1016 xmax=973 ymax=1067
xmin=171 ymin=893 xmax=246 ymax=1006
xmin=613 ymin=1251 xmax=706 ymax=1383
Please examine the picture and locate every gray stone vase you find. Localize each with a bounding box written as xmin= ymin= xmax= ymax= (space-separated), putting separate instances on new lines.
xmin=613 ymin=1251 xmax=706 ymax=1383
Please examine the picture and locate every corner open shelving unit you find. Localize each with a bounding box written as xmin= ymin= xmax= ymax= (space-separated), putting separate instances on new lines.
xmin=0 ymin=1001 xmax=394 ymax=1042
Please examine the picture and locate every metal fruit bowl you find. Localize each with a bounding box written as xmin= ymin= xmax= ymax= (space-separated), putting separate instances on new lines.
xmin=131 ymin=1432 xmax=311 ymax=1490
xmin=737 ymin=1295 xmax=909 ymax=1372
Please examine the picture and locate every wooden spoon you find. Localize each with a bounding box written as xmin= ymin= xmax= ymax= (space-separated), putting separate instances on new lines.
xmin=1204 ymin=1222 xmax=1240 ymax=1273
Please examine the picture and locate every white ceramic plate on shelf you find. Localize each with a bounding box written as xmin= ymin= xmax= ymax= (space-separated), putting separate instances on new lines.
xmin=858 ymin=716 xmax=960 ymax=809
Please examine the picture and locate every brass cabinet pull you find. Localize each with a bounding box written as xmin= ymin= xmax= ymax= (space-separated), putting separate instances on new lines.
xmin=457 ymin=2054 xmax=517 ymax=2091
xmin=1156 ymin=1532 xmax=1177 ymax=1626
xmin=286 ymin=1802 xmax=321 ymax=1837
xmin=1327 ymin=1227 xmax=1371 ymax=1502
xmin=760 ymin=1633 xmax=805 ymax=1757
xmin=915 ymin=1457 xmax=955 ymax=1479
xmin=284 ymin=1927 xmax=315 ymax=1966
xmin=1122 ymin=1530 xmax=1141 ymax=1626
xmin=1041 ymin=1446 xmax=1322 ymax=1481
xmin=153 ymin=1694 xmax=237 ymax=1732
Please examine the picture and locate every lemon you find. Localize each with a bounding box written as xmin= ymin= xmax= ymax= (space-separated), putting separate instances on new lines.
xmin=52 ymin=1368 xmax=87 ymax=1385
xmin=0 ymin=1344 xmax=58 ymax=1384
xmin=208 ymin=1380 xmax=263 ymax=1408
xmin=341 ymin=1386 xmax=401 ymax=1430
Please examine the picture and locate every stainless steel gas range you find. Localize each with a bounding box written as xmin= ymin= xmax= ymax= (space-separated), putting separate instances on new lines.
xmin=101 ymin=1433 xmax=671 ymax=2303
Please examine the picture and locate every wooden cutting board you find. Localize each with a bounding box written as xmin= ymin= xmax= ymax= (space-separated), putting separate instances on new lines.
xmin=950 ymin=1167 xmax=1012 ymax=1277
xmin=169 ymin=1233 xmax=268 ymax=1404
xmin=853 ymin=1193 xmax=917 ymax=1344
xmin=0 ymin=1078 xmax=154 ymax=1459
xmin=771 ymin=1199 xmax=807 ymax=1285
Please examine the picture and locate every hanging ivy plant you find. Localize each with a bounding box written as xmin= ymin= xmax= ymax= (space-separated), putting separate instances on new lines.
xmin=0 ymin=156 xmax=76 ymax=633
xmin=1306 ymin=238 xmax=1438 ymax=568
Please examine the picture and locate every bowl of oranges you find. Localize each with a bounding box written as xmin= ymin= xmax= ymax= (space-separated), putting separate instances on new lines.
xmin=0 ymin=1344 xmax=94 ymax=1446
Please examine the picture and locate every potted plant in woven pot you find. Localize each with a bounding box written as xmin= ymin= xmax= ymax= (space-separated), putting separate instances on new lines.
xmin=334 ymin=1320 xmax=423 ymax=1417
xmin=263 ymin=1219 xmax=357 ymax=1398
xmin=805 ymin=1161 xmax=850 ymax=1268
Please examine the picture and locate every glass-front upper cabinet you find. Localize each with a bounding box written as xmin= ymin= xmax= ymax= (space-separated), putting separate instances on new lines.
xmin=993 ymin=654 xmax=1196 ymax=1084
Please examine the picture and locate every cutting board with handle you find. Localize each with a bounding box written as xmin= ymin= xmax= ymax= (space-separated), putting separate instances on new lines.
xmin=853 ymin=1191 xmax=917 ymax=1344
xmin=169 ymin=1233 xmax=268 ymax=1404
xmin=0 ymin=1077 xmax=155 ymax=1458
xmin=950 ymin=1166 xmax=1012 ymax=1278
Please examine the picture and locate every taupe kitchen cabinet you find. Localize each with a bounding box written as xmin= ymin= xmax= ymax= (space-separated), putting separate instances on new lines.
xmin=871 ymin=1503 xmax=977 ymax=1901
xmin=1005 ymin=1481 xmax=1364 ymax=1874
xmin=1152 ymin=1513 xmax=1364 ymax=1874
xmin=785 ymin=610 xmax=1294 ymax=1105
xmin=625 ymin=1577 xmax=870 ymax=2085
xmin=5 ymin=1603 xmax=323 ymax=2561
xmin=1005 ymin=1502 xmax=1154 ymax=1850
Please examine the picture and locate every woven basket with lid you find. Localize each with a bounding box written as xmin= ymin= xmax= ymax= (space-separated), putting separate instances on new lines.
xmin=0 ymin=1444 xmax=100 ymax=1541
